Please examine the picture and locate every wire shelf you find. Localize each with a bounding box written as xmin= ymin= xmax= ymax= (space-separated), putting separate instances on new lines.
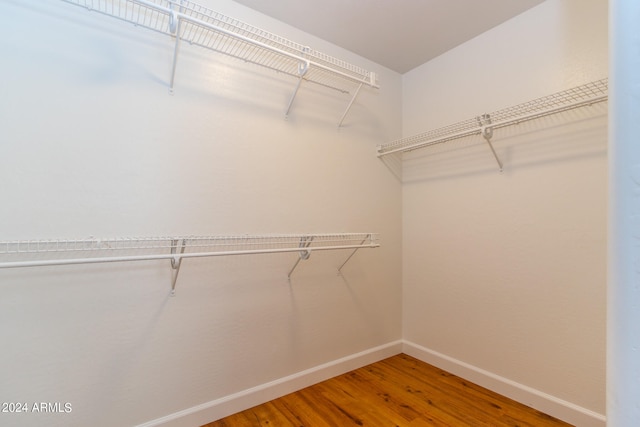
xmin=60 ymin=0 xmax=378 ymax=102
xmin=0 ymin=233 xmax=379 ymax=291
xmin=377 ymin=78 xmax=608 ymax=158
xmin=0 ymin=233 xmax=378 ymax=260
xmin=173 ymin=0 xmax=375 ymax=90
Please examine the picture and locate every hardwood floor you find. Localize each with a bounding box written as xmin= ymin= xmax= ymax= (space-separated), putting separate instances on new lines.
xmin=203 ymin=354 xmax=573 ymax=427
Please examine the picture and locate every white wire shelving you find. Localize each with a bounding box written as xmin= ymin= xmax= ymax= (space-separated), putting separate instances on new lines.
xmin=60 ymin=0 xmax=379 ymax=125
xmin=377 ymin=78 xmax=609 ymax=170
xmin=0 ymin=233 xmax=379 ymax=293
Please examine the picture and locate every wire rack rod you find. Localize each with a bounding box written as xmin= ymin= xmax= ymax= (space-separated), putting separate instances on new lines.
xmin=377 ymin=78 xmax=608 ymax=157
xmin=60 ymin=0 xmax=379 ymax=94
xmin=0 ymin=233 xmax=380 ymax=270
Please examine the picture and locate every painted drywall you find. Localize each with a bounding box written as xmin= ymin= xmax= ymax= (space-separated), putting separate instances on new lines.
xmin=0 ymin=1 xmax=403 ymax=426
xmin=401 ymin=0 xmax=607 ymax=424
xmin=608 ymin=1 xmax=640 ymax=425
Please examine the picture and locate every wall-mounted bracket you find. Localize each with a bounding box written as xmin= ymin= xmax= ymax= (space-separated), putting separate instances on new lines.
xmin=168 ymin=1 xmax=185 ymax=95
xmin=287 ymin=236 xmax=314 ymax=280
xmin=477 ymin=114 xmax=503 ymax=172
xmin=338 ymin=72 xmax=376 ymax=127
xmin=168 ymin=10 xmax=179 ymax=34
xmin=338 ymin=82 xmax=363 ymax=128
xmin=285 ymin=49 xmax=311 ymax=118
xmin=337 ymin=234 xmax=370 ymax=275
xmin=170 ymin=239 xmax=186 ymax=295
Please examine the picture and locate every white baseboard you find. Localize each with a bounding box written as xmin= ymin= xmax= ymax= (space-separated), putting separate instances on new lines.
xmin=402 ymin=341 xmax=606 ymax=427
xmin=135 ymin=340 xmax=403 ymax=427
xmin=137 ymin=340 xmax=605 ymax=427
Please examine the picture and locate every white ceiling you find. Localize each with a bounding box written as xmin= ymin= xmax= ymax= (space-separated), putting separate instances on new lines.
xmin=233 ymin=0 xmax=546 ymax=74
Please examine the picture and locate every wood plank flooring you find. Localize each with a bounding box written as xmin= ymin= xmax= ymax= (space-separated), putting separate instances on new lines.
xmin=203 ymin=354 xmax=573 ymax=427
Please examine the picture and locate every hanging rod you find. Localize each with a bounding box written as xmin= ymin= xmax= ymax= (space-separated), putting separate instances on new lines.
xmin=0 ymin=233 xmax=379 ymax=294
xmin=377 ymin=78 xmax=609 ymax=168
xmin=60 ymin=0 xmax=379 ymax=125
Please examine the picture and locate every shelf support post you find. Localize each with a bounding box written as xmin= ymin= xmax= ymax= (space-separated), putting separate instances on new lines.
xmin=170 ymin=238 xmax=186 ymax=295
xmin=337 ymin=234 xmax=370 ymax=274
xmin=338 ymin=82 xmax=363 ymax=127
xmin=287 ymin=236 xmax=313 ymax=280
xmin=478 ymin=114 xmax=503 ymax=172
xmin=285 ymin=52 xmax=310 ymax=118
xmin=285 ymin=74 xmax=305 ymax=118
xmin=168 ymin=1 xmax=185 ymax=94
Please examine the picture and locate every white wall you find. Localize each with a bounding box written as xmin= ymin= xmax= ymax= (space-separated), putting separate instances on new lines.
xmin=401 ymin=0 xmax=607 ymax=425
xmin=0 ymin=0 xmax=613 ymax=425
xmin=0 ymin=1 xmax=403 ymax=426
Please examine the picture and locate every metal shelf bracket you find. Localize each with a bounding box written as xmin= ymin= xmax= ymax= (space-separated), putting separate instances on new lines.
xmin=169 ymin=9 xmax=179 ymax=34
xmin=338 ymin=72 xmax=377 ymax=127
xmin=285 ymin=57 xmax=310 ymax=118
xmin=287 ymin=235 xmax=314 ymax=280
xmin=477 ymin=114 xmax=503 ymax=172
xmin=337 ymin=234 xmax=370 ymax=274
xmin=168 ymin=1 xmax=185 ymax=95
xmin=170 ymin=238 xmax=186 ymax=295
xmin=338 ymin=82 xmax=363 ymax=127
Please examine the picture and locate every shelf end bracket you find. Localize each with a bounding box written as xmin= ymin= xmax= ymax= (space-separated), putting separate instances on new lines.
xmin=337 ymin=234 xmax=370 ymax=275
xmin=338 ymin=82 xmax=364 ymax=127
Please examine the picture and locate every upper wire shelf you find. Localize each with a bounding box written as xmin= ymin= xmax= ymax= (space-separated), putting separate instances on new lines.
xmin=0 ymin=233 xmax=380 ymax=293
xmin=377 ymin=78 xmax=609 ymax=169
xmin=60 ymin=0 xmax=379 ymax=125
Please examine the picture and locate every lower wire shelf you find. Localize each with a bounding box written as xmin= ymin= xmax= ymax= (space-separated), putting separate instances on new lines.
xmin=0 ymin=233 xmax=380 ymax=294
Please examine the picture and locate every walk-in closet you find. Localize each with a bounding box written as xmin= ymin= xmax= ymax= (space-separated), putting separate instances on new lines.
xmin=1 ymin=0 xmax=634 ymax=426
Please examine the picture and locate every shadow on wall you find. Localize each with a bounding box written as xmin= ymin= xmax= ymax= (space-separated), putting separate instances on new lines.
xmin=378 ymin=152 xmax=403 ymax=182
xmin=394 ymin=105 xmax=608 ymax=183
